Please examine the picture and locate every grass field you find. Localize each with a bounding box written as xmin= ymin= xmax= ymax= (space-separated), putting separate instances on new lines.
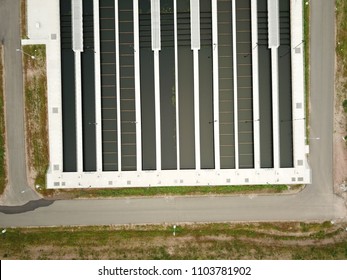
xmin=1 ymin=222 xmax=346 ymax=260
xmin=0 ymin=45 xmax=7 ymax=195
xmin=23 ymin=45 xmax=49 ymax=189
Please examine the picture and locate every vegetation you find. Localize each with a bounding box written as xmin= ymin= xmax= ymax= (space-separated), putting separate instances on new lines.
xmin=46 ymin=184 xmax=298 ymax=199
xmin=0 ymin=45 xmax=7 ymax=194
xmin=336 ymin=0 xmax=347 ymax=142
xmin=21 ymin=0 xmax=28 ymax=39
xmin=0 ymin=222 xmax=346 ymax=259
xmin=336 ymin=0 xmax=347 ymax=83
xmin=304 ymin=2 xmax=310 ymax=143
xmin=343 ymin=99 xmax=347 ymax=113
xmin=23 ymin=45 xmax=49 ymax=189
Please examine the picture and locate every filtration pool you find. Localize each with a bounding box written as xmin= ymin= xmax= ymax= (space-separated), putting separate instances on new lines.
xmin=47 ymin=0 xmax=309 ymax=188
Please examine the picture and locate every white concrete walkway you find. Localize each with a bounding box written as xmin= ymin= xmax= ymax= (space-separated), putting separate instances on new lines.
xmin=191 ymin=0 xmax=201 ymax=170
xmin=212 ymin=0 xmax=220 ymax=170
xmin=134 ymin=0 xmax=142 ymax=171
xmin=93 ymin=0 xmax=102 ymax=172
xmin=115 ymin=0 xmax=122 ymax=171
xmin=251 ymin=0 xmax=260 ymax=169
xmin=174 ymin=0 xmax=180 ymax=170
xmin=74 ymin=51 xmax=83 ymax=172
xmin=152 ymin=0 xmax=162 ymax=170
xmin=232 ymin=0 xmax=239 ymax=169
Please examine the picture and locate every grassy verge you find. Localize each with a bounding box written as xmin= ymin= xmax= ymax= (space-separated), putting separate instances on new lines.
xmin=21 ymin=0 xmax=28 ymax=39
xmin=23 ymin=45 xmax=49 ymax=189
xmin=0 ymin=222 xmax=346 ymax=259
xmin=304 ymin=2 xmax=310 ymax=144
xmin=0 ymin=45 xmax=7 ymax=194
xmin=47 ymin=184 xmax=300 ymax=199
xmin=336 ymin=0 xmax=347 ymax=142
xmin=336 ymin=0 xmax=347 ymax=82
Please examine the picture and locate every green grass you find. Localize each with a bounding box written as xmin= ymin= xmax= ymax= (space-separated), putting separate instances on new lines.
xmin=0 ymin=222 xmax=346 ymax=260
xmin=0 ymin=45 xmax=7 ymax=195
xmin=56 ymin=184 xmax=291 ymax=199
xmin=343 ymin=99 xmax=347 ymax=113
xmin=336 ymin=0 xmax=347 ymax=145
xmin=23 ymin=45 xmax=49 ymax=189
xmin=336 ymin=0 xmax=347 ymax=82
xmin=304 ymin=1 xmax=310 ymax=144
xmin=21 ymin=0 xmax=28 ymax=39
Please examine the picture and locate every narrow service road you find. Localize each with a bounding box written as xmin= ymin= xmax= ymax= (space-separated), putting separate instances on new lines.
xmin=0 ymin=0 xmax=40 ymax=205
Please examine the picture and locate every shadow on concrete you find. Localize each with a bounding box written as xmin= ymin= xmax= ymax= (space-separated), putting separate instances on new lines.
xmin=0 ymin=199 xmax=55 ymax=214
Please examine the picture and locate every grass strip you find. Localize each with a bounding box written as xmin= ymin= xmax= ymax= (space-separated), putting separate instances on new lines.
xmin=0 ymin=45 xmax=7 ymax=194
xmin=304 ymin=2 xmax=310 ymax=144
xmin=23 ymin=45 xmax=49 ymax=189
xmin=21 ymin=0 xmax=28 ymax=39
xmin=336 ymin=0 xmax=347 ymax=141
xmin=50 ymin=184 xmax=292 ymax=199
xmin=0 ymin=222 xmax=346 ymax=260
xmin=336 ymin=0 xmax=347 ymax=82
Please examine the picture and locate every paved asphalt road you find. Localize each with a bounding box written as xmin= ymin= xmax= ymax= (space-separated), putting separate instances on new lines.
xmin=309 ymin=0 xmax=335 ymax=196
xmin=0 ymin=0 xmax=40 ymax=206
xmin=0 ymin=0 xmax=346 ymax=227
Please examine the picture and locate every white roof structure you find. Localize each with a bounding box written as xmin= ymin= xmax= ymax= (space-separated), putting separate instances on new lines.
xmin=151 ymin=0 xmax=161 ymax=50
xmin=190 ymin=0 xmax=200 ymax=50
xmin=72 ymin=0 xmax=83 ymax=51
xmin=267 ymin=0 xmax=280 ymax=48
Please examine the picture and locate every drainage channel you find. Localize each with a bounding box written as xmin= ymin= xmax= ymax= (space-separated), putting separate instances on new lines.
xmin=82 ymin=0 xmax=96 ymax=172
xmin=177 ymin=0 xmax=195 ymax=169
xmin=100 ymin=0 xmax=118 ymax=171
xmin=159 ymin=0 xmax=177 ymax=170
xmin=139 ymin=0 xmax=156 ymax=170
xmin=278 ymin=0 xmax=293 ymax=168
xmin=236 ymin=0 xmax=254 ymax=169
xmin=60 ymin=0 xmax=77 ymax=172
xmin=258 ymin=0 xmax=273 ymax=168
xmin=218 ymin=0 xmax=235 ymax=169
xmin=199 ymin=0 xmax=214 ymax=169
xmin=119 ymin=0 xmax=137 ymax=171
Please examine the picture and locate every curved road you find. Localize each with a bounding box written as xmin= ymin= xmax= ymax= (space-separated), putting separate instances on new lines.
xmin=0 ymin=0 xmax=346 ymax=227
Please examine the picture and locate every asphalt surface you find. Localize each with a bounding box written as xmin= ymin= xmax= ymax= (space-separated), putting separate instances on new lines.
xmin=0 ymin=0 xmax=40 ymax=206
xmin=0 ymin=0 xmax=345 ymax=227
xmin=309 ymin=0 xmax=335 ymax=195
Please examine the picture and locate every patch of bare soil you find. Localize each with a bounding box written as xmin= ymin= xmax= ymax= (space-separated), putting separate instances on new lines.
xmin=334 ymin=53 xmax=347 ymax=200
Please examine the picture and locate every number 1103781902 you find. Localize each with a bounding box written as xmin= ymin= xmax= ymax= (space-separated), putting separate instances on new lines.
xmin=191 ymin=266 xmax=252 ymax=276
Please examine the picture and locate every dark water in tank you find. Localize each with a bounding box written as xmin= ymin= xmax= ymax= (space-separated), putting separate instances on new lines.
xmin=60 ymin=0 xmax=293 ymax=172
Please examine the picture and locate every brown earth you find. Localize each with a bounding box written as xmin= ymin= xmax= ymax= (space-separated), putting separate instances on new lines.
xmin=334 ymin=42 xmax=347 ymax=199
